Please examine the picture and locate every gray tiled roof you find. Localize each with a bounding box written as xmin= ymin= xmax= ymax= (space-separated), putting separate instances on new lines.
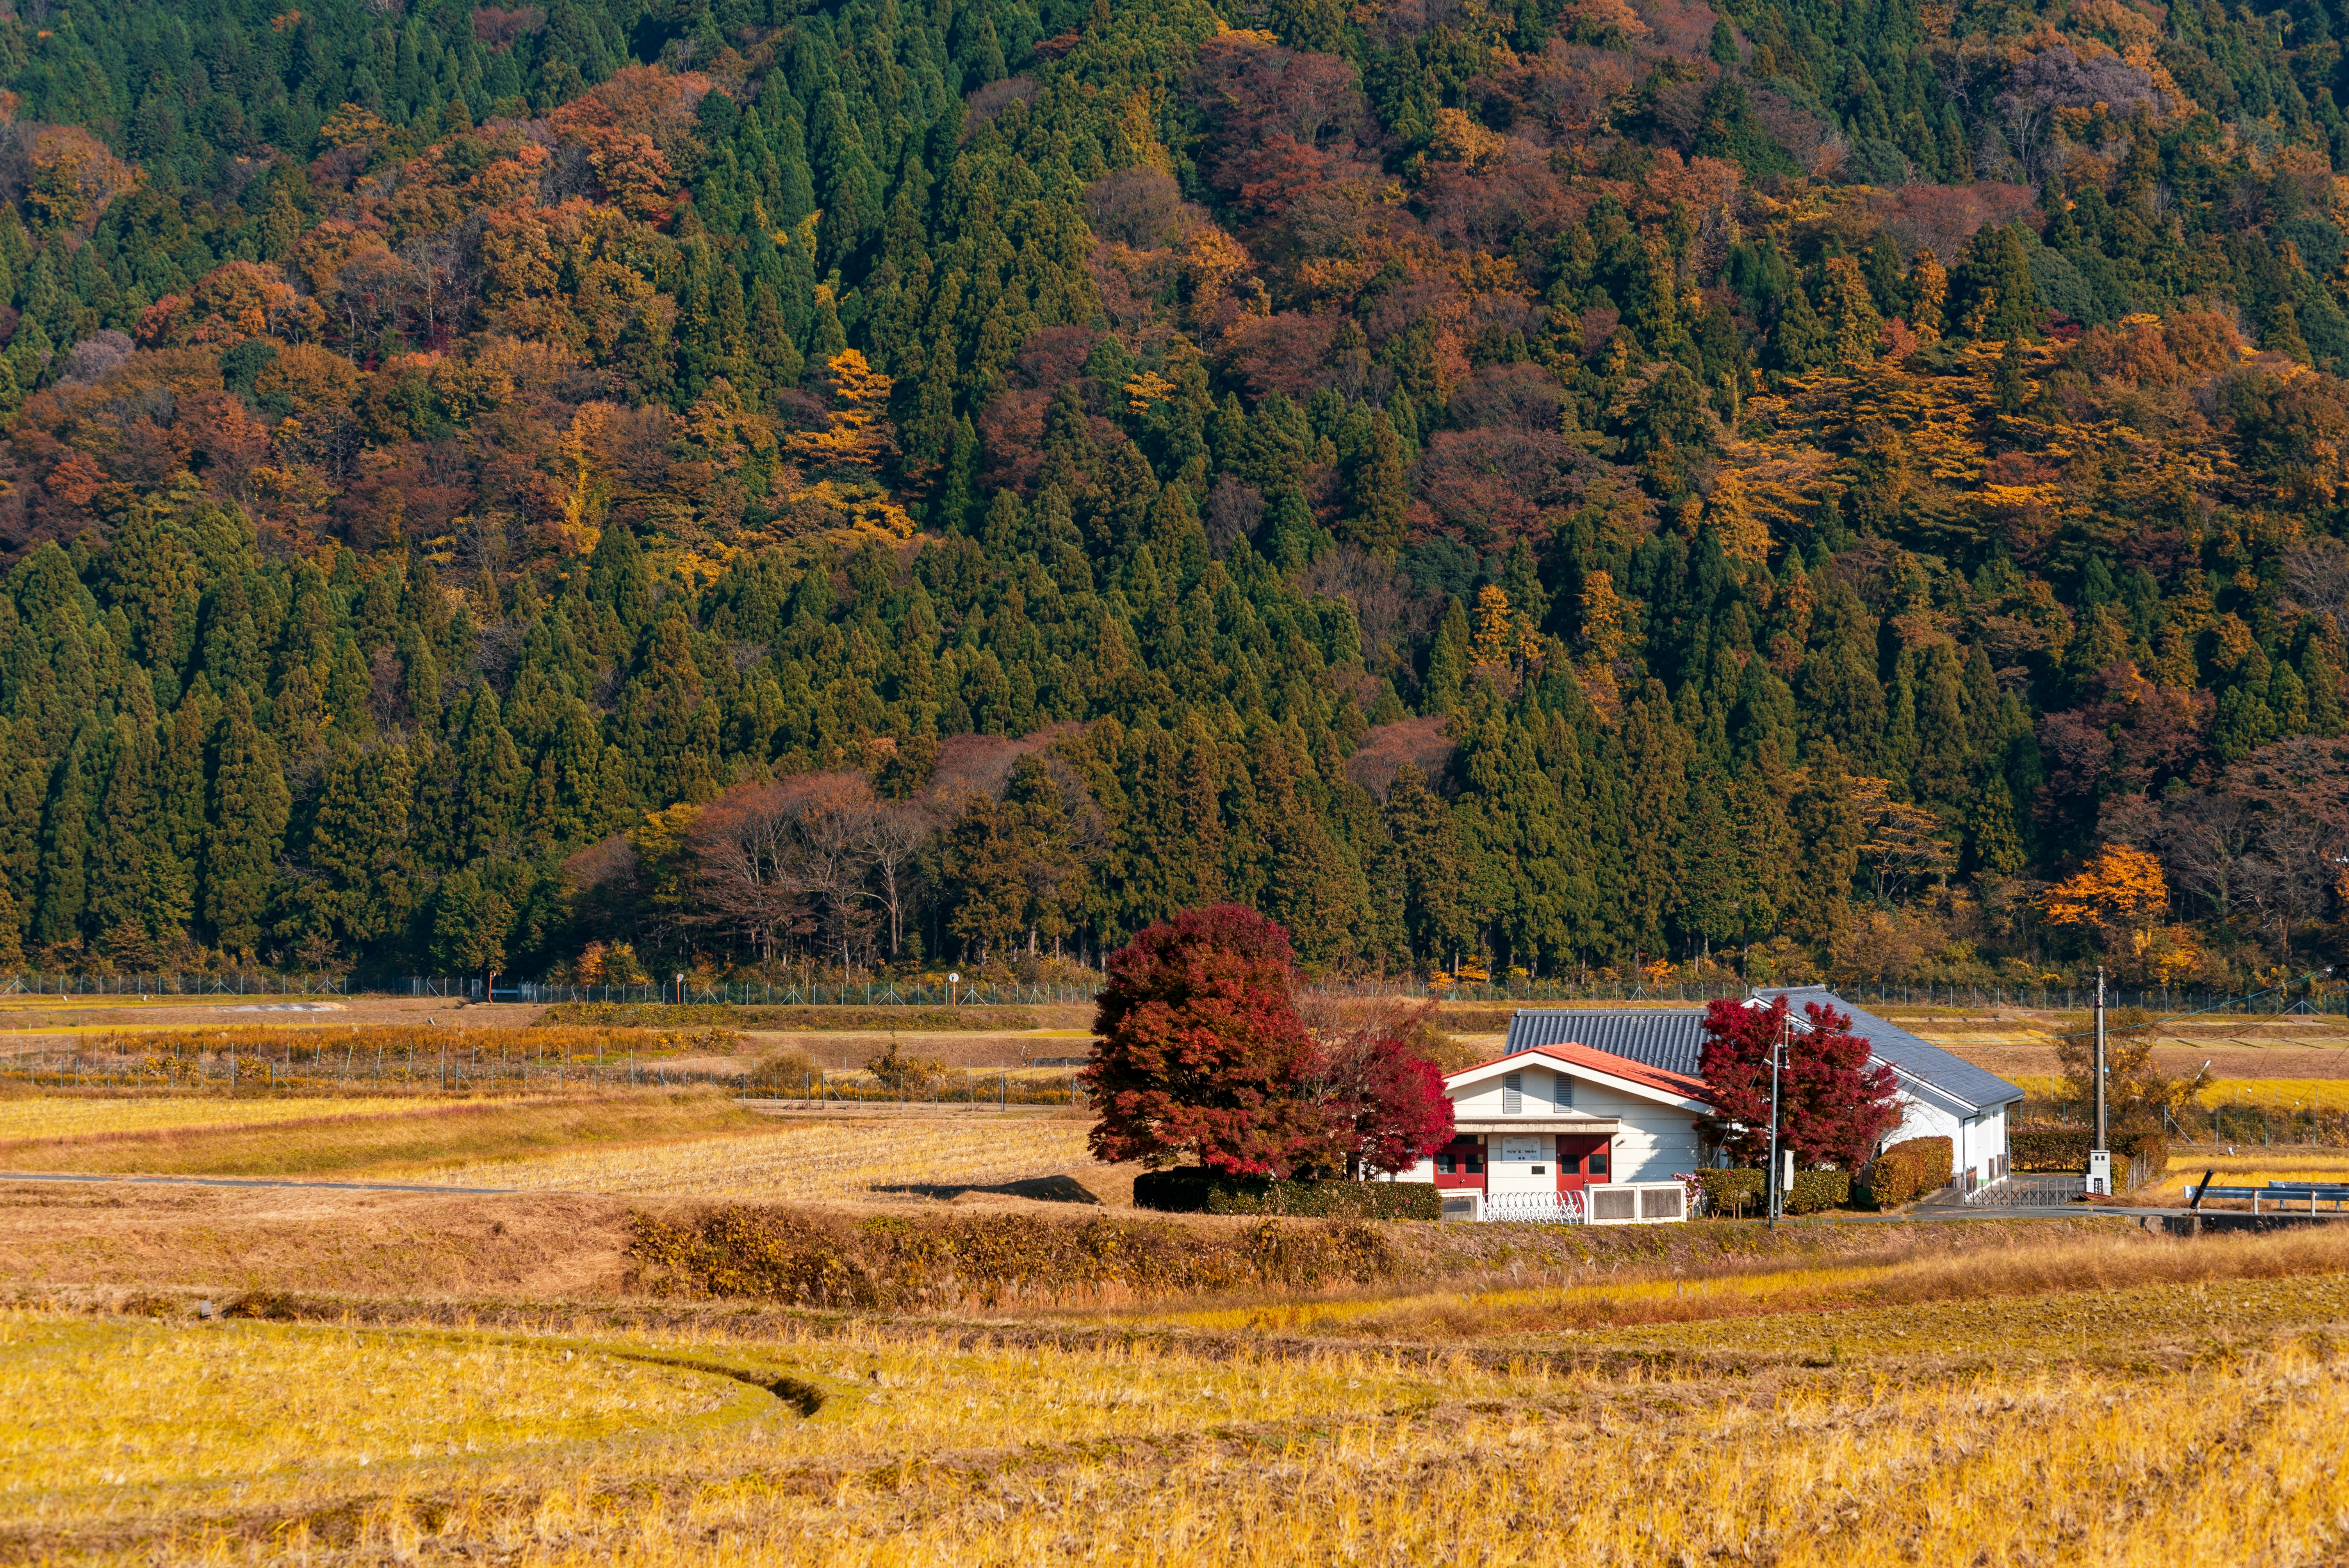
xmin=1503 ymin=987 xmax=2025 ymax=1115
xmin=1502 ymin=1009 xmax=1709 ymax=1077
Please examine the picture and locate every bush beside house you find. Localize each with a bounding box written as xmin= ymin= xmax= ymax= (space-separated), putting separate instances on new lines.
xmin=1861 ymin=1137 xmax=1955 ymax=1208
xmin=1133 ymin=1170 xmax=1442 ymax=1219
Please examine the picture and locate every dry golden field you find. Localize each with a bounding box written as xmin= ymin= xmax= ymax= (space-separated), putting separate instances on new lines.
xmin=0 ymin=1090 xmax=1103 ymax=1205
xmin=3 ymin=1089 xmax=2349 ymax=1564
xmin=425 ymin=1114 xmax=1098 ymax=1199
xmin=5 ymin=1225 xmax=2349 ymax=1565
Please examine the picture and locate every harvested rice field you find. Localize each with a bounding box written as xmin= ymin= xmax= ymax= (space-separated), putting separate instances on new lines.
xmin=4 ymin=1223 xmax=2347 ymax=1565
xmin=5 ymin=1082 xmax=2349 ymax=1565
xmin=423 ymin=1114 xmax=1099 ymax=1199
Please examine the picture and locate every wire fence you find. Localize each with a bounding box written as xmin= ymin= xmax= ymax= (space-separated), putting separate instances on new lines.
xmin=2030 ymin=1099 xmax=2349 ymax=1147
xmin=0 ymin=971 xmax=2331 ymax=1017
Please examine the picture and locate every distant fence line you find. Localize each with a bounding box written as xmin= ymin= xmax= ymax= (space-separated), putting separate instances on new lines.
xmin=1 ymin=1033 xmax=1087 ymax=1106
xmin=0 ymin=972 xmax=2331 ymax=1018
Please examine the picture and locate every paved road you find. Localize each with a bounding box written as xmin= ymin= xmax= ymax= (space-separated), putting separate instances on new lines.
xmin=0 ymin=1171 xmax=523 ymax=1195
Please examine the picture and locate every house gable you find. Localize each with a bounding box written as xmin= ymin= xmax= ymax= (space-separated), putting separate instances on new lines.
xmin=1447 ymin=1041 xmax=1713 ymax=1114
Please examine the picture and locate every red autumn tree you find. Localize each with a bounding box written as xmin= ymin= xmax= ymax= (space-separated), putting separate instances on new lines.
xmin=1697 ymin=996 xmax=1902 ymax=1170
xmin=1082 ymin=903 xmax=1347 ymax=1177
xmin=1347 ymin=1047 xmax=1456 ymax=1176
xmin=1301 ymin=1000 xmax=1457 ymax=1177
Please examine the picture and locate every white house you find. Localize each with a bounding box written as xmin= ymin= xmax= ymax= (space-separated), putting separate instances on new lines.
xmin=1390 ymin=1039 xmax=1716 ymax=1212
xmin=1500 ymin=985 xmax=2026 ymax=1192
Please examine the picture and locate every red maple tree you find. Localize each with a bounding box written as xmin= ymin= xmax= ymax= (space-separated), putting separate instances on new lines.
xmin=1697 ymin=996 xmax=1902 ymax=1170
xmin=1083 ymin=905 xmax=1453 ymax=1178
xmin=1302 ymin=1001 xmax=1458 ymax=1176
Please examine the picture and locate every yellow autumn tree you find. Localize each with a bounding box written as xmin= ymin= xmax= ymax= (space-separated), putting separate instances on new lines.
xmin=1909 ymin=250 xmax=1948 ymax=345
xmin=786 ymin=349 xmax=897 ymax=473
xmin=1703 ymin=467 xmax=1771 ymax=562
xmin=2042 ymin=845 xmax=2169 ymax=951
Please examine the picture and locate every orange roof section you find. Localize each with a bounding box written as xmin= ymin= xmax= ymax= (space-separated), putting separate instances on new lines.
xmin=1448 ymin=1039 xmax=1714 ymax=1106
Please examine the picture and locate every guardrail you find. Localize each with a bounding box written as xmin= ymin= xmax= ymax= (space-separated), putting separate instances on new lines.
xmin=2184 ymin=1178 xmax=2349 ymax=1213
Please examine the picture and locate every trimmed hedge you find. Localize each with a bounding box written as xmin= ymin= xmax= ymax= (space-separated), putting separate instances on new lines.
xmin=1696 ymin=1169 xmax=1766 ymax=1217
xmin=2010 ymin=1126 xmax=2169 ymax=1177
xmin=1132 ymin=1170 xmax=1442 ymax=1220
xmin=1691 ymin=1168 xmax=1848 ymax=1216
xmin=2010 ymin=1126 xmax=2092 ymax=1171
xmin=1785 ymin=1169 xmax=1850 ymax=1215
xmin=1861 ymin=1137 xmax=1954 ymax=1208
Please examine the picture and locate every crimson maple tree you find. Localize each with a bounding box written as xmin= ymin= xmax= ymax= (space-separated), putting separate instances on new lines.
xmin=1697 ymin=997 xmax=1902 ymax=1171
xmin=1083 ymin=904 xmax=1456 ymax=1178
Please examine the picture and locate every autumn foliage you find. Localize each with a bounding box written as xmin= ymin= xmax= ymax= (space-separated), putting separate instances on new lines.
xmin=1698 ymin=997 xmax=1903 ymax=1172
xmin=1082 ymin=906 xmax=1451 ymax=1178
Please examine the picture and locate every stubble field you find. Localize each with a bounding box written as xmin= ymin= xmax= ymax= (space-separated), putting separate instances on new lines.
xmin=1 ymin=1032 xmax=2347 ymax=1564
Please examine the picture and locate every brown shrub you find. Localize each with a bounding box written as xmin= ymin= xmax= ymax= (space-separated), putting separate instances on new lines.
xmin=626 ymin=1205 xmax=1397 ymax=1309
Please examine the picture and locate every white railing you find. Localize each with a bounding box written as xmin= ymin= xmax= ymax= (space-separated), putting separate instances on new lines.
xmin=1453 ymin=1183 xmax=1693 ymax=1225
xmin=1480 ymin=1190 xmax=1586 ymax=1224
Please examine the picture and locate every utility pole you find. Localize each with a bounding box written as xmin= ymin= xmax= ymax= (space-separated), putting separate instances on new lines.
xmin=1767 ymin=1008 xmax=1786 ymax=1230
xmin=2089 ymin=966 xmax=2111 ymax=1196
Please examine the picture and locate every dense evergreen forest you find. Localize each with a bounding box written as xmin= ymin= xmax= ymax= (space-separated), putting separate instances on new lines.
xmin=0 ymin=0 xmax=2346 ymax=988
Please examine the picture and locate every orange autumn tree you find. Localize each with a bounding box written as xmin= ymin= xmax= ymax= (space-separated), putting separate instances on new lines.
xmin=2042 ymin=846 xmax=2200 ymax=982
xmin=2042 ymin=845 xmax=2168 ymax=940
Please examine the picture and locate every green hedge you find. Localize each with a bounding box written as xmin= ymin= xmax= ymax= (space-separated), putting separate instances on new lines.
xmin=1860 ymin=1137 xmax=1953 ymax=1208
xmin=1692 ymin=1168 xmax=1848 ymax=1216
xmin=1696 ymin=1169 xmax=1766 ymax=1217
xmin=2010 ymin=1126 xmax=2169 ymax=1176
xmin=1132 ymin=1171 xmax=1442 ymax=1220
xmin=1785 ymin=1169 xmax=1850 ymax=1215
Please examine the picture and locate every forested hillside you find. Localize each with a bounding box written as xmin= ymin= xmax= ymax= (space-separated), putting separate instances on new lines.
xmin=0 ymin=0 xmax=2345 ymax=987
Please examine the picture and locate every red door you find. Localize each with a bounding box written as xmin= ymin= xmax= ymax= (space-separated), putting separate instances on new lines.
xmin=1432 ymin=1137 xmax=1486 ymax=1192
xmin=1555 ymin=1135 xmax=1611 ymax=1195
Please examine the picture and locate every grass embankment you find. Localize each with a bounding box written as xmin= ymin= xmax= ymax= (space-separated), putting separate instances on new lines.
xmin=11 ymin=1223 xmax=2349 ymax=1563
xmin=1143 ymin=1223 xmax=2349 ymax=1340
xmin=0 ymin=1096 xmax=442 ymax=1142
xmin=0 ymin=1091 xmax=772 ymax=1179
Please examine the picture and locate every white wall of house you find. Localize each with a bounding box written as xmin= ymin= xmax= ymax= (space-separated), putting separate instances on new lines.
xmin=1486 ymin=1131 xmax=1556 ymax=1195
xmin=1444 ymin=1062 xmax=1707 ymax=1184
xmin=1880 ymin=1092 xmax=2012 ymax=1185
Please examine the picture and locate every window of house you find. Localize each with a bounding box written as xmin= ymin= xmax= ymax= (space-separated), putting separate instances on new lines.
xmin=1502 ymin=1072 xmax=1522 ymax=1114
xmin=1435 ymin=1152 xmax=1455 ymax=1174
xmin=1590 ymin=1144 xmax=1608 ymax=1176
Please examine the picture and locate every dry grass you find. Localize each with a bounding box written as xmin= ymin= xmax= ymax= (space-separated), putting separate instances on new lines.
xmin=0 ymin=1096 xmax=435 ymax=1143
xmin=0 ymin=1315 xmax=743 ymax=1501
xmin=2008 ymin=1073 xmax=2349 ymax=1109
xmin=11 ymin=1253 xmax=2349 ymax=1564
xmin=426 ymin=1116 xmax=1098 ymax=1199
xmin=1132 ymin=1224 xmax=2349 ymax=1340
xmin=0 ymin=1090 xmax=775 ymax=1178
